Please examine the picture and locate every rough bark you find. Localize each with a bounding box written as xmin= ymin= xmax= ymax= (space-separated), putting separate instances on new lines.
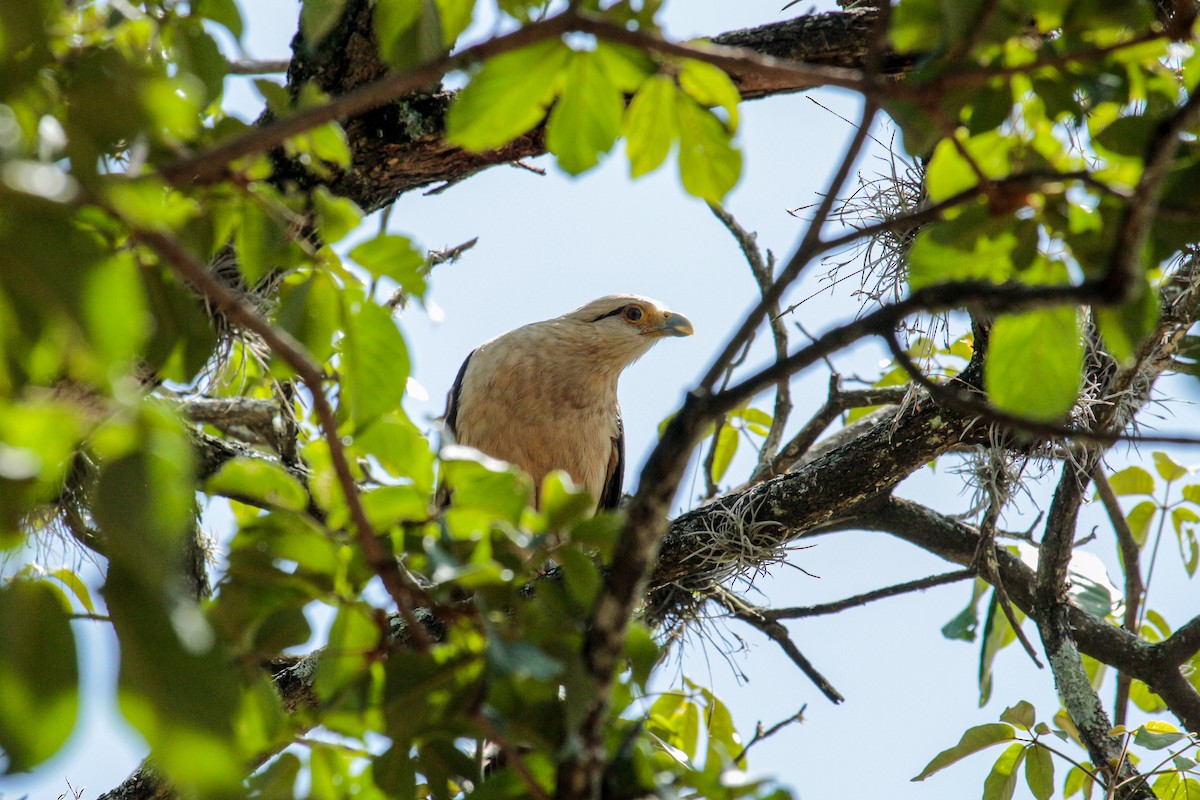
xmin=274 ymin=7 xmax=892 ymax=210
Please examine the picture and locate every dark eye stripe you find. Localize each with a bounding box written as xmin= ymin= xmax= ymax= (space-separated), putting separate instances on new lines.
xmin=591 ymin=306 xmax=627 ymax=322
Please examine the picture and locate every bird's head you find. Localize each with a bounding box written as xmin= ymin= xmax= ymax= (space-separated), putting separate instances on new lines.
xmin=550 ymin=294 xmax=694 ymax=373
xmin=567 ymin=294 xmax=694 ymax=337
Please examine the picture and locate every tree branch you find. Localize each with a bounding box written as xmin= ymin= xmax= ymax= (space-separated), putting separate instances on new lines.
xmin=764 ymin=569 xmax=974 ymax=619
xmin=128 ymin=226 xmax=432 ymax=650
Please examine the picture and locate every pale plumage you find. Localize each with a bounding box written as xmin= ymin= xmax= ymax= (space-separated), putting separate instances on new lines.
xmin=442 ymin=295 xmax=693 ymax=511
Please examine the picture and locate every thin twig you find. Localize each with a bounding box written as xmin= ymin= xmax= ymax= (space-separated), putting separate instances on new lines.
xmin=226 ymin=58 xmax=291 ymax=75
xmin=1093 ymin=466 xmax=1144 ymax=727
xmin=708 ymin=204 xmax=792 ymax=478
xmin=765 ymin=569 xmax=974 ymax=619
xmin=732 ymin=704 xmax=807 ymax=764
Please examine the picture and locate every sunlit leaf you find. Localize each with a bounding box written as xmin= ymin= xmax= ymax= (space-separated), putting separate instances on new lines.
xmin=675 ymin=94 xmax=741 ymax=203
xmin=446 ymin=40 xmax=570 ymax=152
xmin=986 ymin=308 xmax=1083 ymax=422
xmin=1106 ymin=465 xmax=1154 ymax=496
xmin=205 ymin=457 xmax=309 ymax=512
xmin=622 ymin=75 xmax=678 ymax=178
xmin=1152 ymin=451 xmax=1187 ymax=482
xmin=546 ymin=51 xmax=624 ymax=175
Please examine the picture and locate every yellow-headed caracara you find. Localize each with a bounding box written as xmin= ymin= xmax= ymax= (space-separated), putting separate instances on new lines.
xmin=442 ymin=295 xmax=694 ymax=512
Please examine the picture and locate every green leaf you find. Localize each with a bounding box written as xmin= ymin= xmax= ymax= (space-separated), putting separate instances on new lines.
xmin=1095 ymin=279 xmax=1160 ymax=364
xmin=349 ymin=234 xmax=426 ymax=297
xmin=1106 ymin=465 xmax=1154 ymax=496
xmin=314 ymin=602 xmax=381 ymax=702
xmin=205 ymin=457 xmax=309 ymax=512
xmin=546 ymin=51 xmax=624 ymax=175
xmin=999 ymin=700 xmax=1036 ymax=730
xmin=301 ymin=0 xmax=348 ymax=47
xmin=1025 ymin=744 xmax=1054 ymax=800
xmin=983 ymin=743 xmax=1026 ymax=800
xmin=1126 ymin=500 xmax=1156 ymax=548
xmin=1152 ymin=451 xmax=1188 ymax=482
xmin=925 ymin=132 xmax=1012 ymax=204
xmin=986 ymin=307 xmax=1083 ymax=422
xmin=675 ymin=94 xmax=741 ymax=203
xmin=1171 ymin=506 xmax=1199 ymax=576
xmin=678 ymin=59 xmax=740 ymax=130
xmin=433 ymin=0 xmax=473 ymax=46
xmin=352 ymin=413 xmax=436 ymax=493
xmin=912 ymin=723 xmax=1016 ymax=781
xmin=622 ymin=75 xmax=678 ymax=178
xmin=0 ymin=579 xmax=78 ymax=771
xmin=275 ymin=270 xmax=341 ymax=367
xmin=46 ymin=568 xmax=96 ymax=615
xmin=340 ymin=300 xmax=410 ymax=429
xmin=907 ymin=226 xmax=1017 ymax=289
xmin=541 ymin=471 xmax=595 ymax=530
xmin=709 ymin=422 xmax=738 ymax=484
xmin=193 ymin=0 xmax=244 ymax=38
xmin=374 ymin=0 xmax=442 ymax=70
xmin=488 ymin=637 xmax=563 ymax=681
xmin=1133 ymin=721 xmax=1184 ymax=750
xmin=83 ymin=253 xmax=150 ymax=374
xmin=446 ymin=40 xmax=570 ymax=152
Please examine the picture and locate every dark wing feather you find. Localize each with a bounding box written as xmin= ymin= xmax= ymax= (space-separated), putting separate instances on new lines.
xmin=443 ymin=349 xmax=475 ymax=440
xmin=598 ymin=413 xmax=625 ymax=512
xmin=436 ymin=350 xmax=475 ymax=508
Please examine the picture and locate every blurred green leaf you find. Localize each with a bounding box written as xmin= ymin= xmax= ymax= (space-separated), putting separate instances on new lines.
xmin=301 ymin=0 xmax=348 ymax=47
xmin=0 ymin=579 xmax=78 ymax=772
xmin=709 ymin=422 xmax=738 ymax=484
xmin=1126 ymin=500 xmax=1156 ymax=548
xmin=349 ymin=234 xmax=426 ymax=297
xmin=986 ymin=307 xmax=1083 ymax=422
xmin=314 ymin=602 xmax=380 ymax=702
xmin=678 ymin=60 xmax=740 ymax=130
xmin=1171 ymin=506 xmax=1199 ymax=576
xmin=340 ymin=300 xmax=410 ymax=429
xmin=446 ymin=40 xmax=570 ymax=152
xmin=622 ymin=75 xmax=678 ymax=178
xmin=1133 ymin=721 xmax=1184 ymax=750
xmin=546 ymin=51 xmax=624 ymax=175
xmin=999 ymin=700 xmax=1035 ymax=730
xmin=675 ymin=94 xmax=741 ymax=203
xmin=192 ymin=0 xmax=245 ymax=38
xmin=1152 ymin=451 xmax=1187 ymax=482
xmin=206 ymin=457 xmax=309 ymax=512
xmin=1107 ymin=465 xmax=1154 ymax=496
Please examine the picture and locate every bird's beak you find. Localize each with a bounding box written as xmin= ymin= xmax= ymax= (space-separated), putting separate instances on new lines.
xmin=659 ymin=311 xmax=694 ymax=338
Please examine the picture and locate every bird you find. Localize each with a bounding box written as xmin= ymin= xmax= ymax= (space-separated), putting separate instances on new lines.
xmin=441 ymin=294 xmax=694 ymax=512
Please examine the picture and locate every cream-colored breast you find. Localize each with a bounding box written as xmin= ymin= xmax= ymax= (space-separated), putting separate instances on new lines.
xmin=452 ymin=323 xmax=620 ymax=505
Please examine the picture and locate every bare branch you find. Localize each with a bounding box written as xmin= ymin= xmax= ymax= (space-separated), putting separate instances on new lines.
xmin=716 ymin=591 xmax=844 ymax=704
xmin=765 ymin=569 xmax=974 ymax=619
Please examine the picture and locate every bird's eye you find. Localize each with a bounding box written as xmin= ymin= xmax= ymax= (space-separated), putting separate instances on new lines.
xmin=624 ymin=306 xmax=644 ymax=322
